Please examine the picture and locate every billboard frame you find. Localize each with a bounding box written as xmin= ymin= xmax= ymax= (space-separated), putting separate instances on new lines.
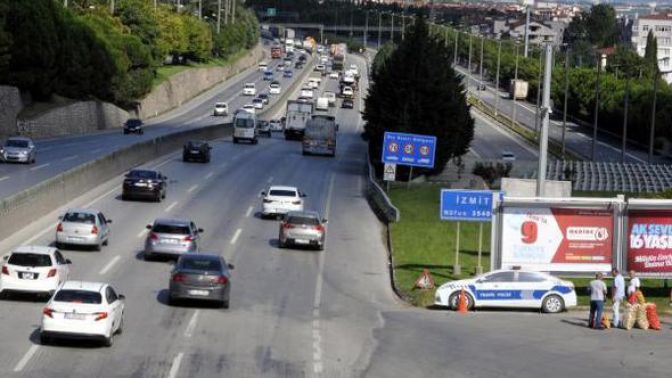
xmin=623 ymin=199 xmax=672 ymax=278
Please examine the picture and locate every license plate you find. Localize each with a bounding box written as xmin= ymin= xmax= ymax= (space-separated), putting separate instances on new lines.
xmin=190 ymin=150 xmax=199 ymax=154
xmin=188 ymin=290 xmax=209 ymax=296
xmin=162 ymin=238 xmax=180 ymax=245
xmin=135 ymin=182 xmax=147 ymax=187
xmin=294 ymin=239 xmax=310 ymax=244
xmin=20 ymin=272 xmax=36 ymax=280
xmin=65 ymin=313 xmax=86 ymax=320
xmin=68 ymin=236 xmax=84 ymax=241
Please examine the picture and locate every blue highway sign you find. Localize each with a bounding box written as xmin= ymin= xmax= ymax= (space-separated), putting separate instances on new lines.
xmin=440 ymin=189 xmax=499 ymax=222
xmin=381 ymin=132 xmax=436 ymax=168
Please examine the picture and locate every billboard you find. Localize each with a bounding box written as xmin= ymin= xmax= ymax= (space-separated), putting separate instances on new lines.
xmin=500 ymin=207 xmax=613 ymax=272
xmin=627 ymin=211 xmax=672 ymax=276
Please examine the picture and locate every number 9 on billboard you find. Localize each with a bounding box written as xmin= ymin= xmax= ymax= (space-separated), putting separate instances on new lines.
xmin=521 ymin=221 xmax=538 ymax=244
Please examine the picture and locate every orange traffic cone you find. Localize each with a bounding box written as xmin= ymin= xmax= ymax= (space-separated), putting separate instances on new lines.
xmin=458 ymin=288 xmax=468 ymax=314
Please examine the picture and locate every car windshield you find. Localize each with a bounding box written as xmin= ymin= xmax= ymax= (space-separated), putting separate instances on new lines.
xmin=181 ymin=258 xmax=222 ymax=272
xmin=63 ymin=212 xmax=96 ymax=224
xmin=8 ymin=253 xmax=52 ymax=267
xmin=125 ymin=119 xmax=142 ymax=126
xmin=271 ymin=84 xmax=279 ymax=88
xmin=288 ymin=216 xmax=319 ymax=225
xmin=153 ymin=224 xmax=191 ymax=234
xmin=6 ymin=140 xmax=28 ymax=148
xmin=128 ymin=170 xmax=158 ymax=179
xmin=235 ymin=118 xmax=255 ymax=129
xmin=54 ymin=290 xmax=102 ymax=304
xmin=187 ymin=141 xmax=204 ymax=148
xmin=269 ymin=190 xmax=297 ymax=197
xmin=215 ymin=104 xmax=226 ymax=108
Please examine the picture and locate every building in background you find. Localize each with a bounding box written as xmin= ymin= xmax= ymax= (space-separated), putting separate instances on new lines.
xmin=631 ymin=12 xmax=672 ymax=83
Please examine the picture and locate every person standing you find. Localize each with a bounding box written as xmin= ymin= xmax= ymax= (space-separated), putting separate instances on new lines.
xmin=588 ymin=272 xmax=608 ymax=329
xmin=627 ymin=270 xmax=641 ymax=302
xmin=611 ymin=268 xmax=625 ymax=328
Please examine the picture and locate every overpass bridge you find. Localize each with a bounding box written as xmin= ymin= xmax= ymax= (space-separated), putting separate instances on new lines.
xmin=262 ymin=22 xmax=398 ymax=45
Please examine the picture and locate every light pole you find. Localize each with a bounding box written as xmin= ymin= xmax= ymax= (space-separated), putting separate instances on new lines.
xmin=467 ymin=34 xmax=473 ymax=94
xmin=402 ymin=11 xmax=405 ymax=41
xmin=534 ymin=50 xmax=543 ymax=137
xmin=217 ymin=0 xmax=222 ymax=33
xmin=623 ymin=75 xmax=630 ymax=163
xmin=479 ymin=36 xmax=484 ymax=90
xmin=561 ymin=47 xmax=570 ymax=159
xmin=495 ymin=40 xmax=502 ymax=116
xmin=591 ymin=53 xmax=604 ymax=162
xmin=453 ymin=31 xmax=458 ymax=66
xmin=377 ymin=12 xmax=382 ymax=49
xmin=364 ymin=11 xmax=369 ymax=47
xmin=649 ymin=69 xmax=660 ymax=164
xmin=523 ymin=4 xmax=531 ymax=58
xmin=512 ymin=42 xmax=520 ymax=129
xmin=391 ymin=13 xmax=394 ymax=43
xmin=537 ymin=43 xmax=553 ymax=197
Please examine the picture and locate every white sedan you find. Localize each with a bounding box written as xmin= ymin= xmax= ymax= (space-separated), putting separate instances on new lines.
xmin=0 ymin=246 xmax=71 ymax=298
xmin=41 ymin=281 xmax=125 ymax=347
xmin=261 ymin=186 xmax=305 ymax=218
xmin=269 ymin=83 xmax=281 ymax=95
xmin=434 ymin=270 xmax=576 ymax=313
xmin=329 ymin=72 xmax=339 ymax=80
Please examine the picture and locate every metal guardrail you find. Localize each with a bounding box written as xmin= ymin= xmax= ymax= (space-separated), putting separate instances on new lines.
xmin=365 ymin=153 xmax=400 ymax=223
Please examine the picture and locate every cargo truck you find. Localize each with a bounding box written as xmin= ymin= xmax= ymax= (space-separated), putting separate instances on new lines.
xmin=284 ymin=100 xmax=314 ymax=140
xmin=509 ymin=79 xmax=529 ymax=100
xmin=330 ymin=43 xmax=346 ymax=71
xmin=303 ymin=115 xmax=337 ymax=157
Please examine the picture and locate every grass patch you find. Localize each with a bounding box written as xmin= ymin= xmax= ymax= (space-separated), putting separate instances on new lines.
xmin=152 ymin=49 xmax=251 ymax=88
xmin=388 ymin=182 xmax=672 ymax=310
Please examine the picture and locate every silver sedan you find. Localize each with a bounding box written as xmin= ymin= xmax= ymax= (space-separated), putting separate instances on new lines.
xmin=144 ymin=218 xmax=203 ymax=260
xmin=0 ymin=136 xmax=36 ymax=164
xmin=55 ymin=209 xmax=112 ymax=251
xmin=278 ymin=211 xmax=327 ymax=250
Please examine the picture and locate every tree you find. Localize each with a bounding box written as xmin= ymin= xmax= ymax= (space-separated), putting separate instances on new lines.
xmin=371 ymin=41 xmax=395 ymax=79
xmin=644 ymin=29 xmax=658 ymax=73
xmin=0 ymin=0 xmax=12 ymax=79
xmin=363 ymin=13 xmax=474 ymax=176
xmin=585 ymin=4 xmax=618 ymax=48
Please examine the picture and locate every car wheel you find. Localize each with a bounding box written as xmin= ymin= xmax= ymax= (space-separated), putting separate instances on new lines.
xmin=116 ymin=316 xmax=123 ymax=335
xmin=542 ymin=295 xmax=565 ymax=314
xmin=94 ymin=243 xmax=101 ymax=252
xmin=55 ymin=242 xmax=64 ymax=250
xmin=317 ymin=244 xmax=324 ymax=251
xmin=168 ymin=296 xmax=177 ymax=306
xmin=155 ymin=193 xmax=161 ymax=203
xmin=449 ymin=291 xmax=474 ymax=311
xmin=103 ymin=332 xmax=114 ymax=347
xmin=233 ymin=138 xmax=238 ymax=144
xmin=222 ymin=299 xmax=230 ymax=309
xmin=143 ymin=252 xmax=153 ymax=261
xmin=40 ymin=333 xmax=51 ymax=345
xmin=103 ymin=238 xmax=109 ymax=247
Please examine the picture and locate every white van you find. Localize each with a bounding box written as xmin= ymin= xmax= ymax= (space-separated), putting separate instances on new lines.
xmin=315 ymin=97 xmax=329 ymax=111
xmin=233 ymin=111 xmax=258 ymax=144
xmin=308 ymin=77 xmax=321 ymax=89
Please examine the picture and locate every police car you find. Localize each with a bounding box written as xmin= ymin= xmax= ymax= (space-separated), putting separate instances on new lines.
xmin=434 ymin=269 xmax=576 ymax=313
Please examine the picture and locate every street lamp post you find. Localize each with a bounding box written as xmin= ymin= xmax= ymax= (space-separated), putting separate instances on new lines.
xmin=479 ymin=37 xmax=485 ymax=91
xmin=364 ymin=11 xmax=369 ymax=47
xmin=217 ymin=0 xmax=222 ymax=33
xmin=524 ymin=5 xmax=531 ymax=58
xmin=377 ymin=12 xmax=382 ymax=49
xmin=649 ymin=70 xmax=660 ymax=164
xmin=453 ymin=31 xmax=459 ymax=66
xmin=467 ymin=34 xmax=473 ymax=94
xmin=591 ymin=54 xmax=603 ymax=161
xmin=534 ymin=50 xmax=543 ymax=137
xmin=537 ymin=43 xmax=554 ymax=197
xmin=561 ymin=48 xmax=570 ymax=159
xmin=402 ymin=11 xmax=405 ymax=41
xmin=623 ymin=76 xmax=630 ymax=163
xmin=512 ymin=43 xmax=520 ymax=129
xmin=495 ymin=40 xmax=502 ymax=116
xmin=391 ymin=13 xmax=395 ymax=43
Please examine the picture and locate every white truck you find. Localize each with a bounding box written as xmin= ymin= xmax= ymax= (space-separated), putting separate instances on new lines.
xmin=509 ymin=79 xmax=529 ymax=100
xmin=284 ymin=100 xmax=314 ymax=141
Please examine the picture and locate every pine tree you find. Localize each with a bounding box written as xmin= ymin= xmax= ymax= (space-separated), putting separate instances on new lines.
xmin=644 ymin=29 xmax=658 ymax=74
xmin=363 ymin=13 xmax=474 ymax=176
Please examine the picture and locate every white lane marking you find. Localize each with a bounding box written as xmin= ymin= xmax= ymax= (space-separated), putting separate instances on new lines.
xmin=29 ymin=163 xmax=50 ymax=171
xmin=98 ymin=255 xmax=121 ymax=275
xmin=266 ymin=176 xmax=273 ymax=184
xmin=164 ymin=201 xmax=178 ymax=212
xmin=90 ymin=148 xmax=103 ymax=155
xmin=230 ymin=228 xmax=242 ymax=245
xmin=245 ymin=206 xmax=254 ymax=218
xmin=137 ymin=229 xmax=148 ymax=238
xmin=205 ymin=171 xmax=214 ymax=179
xmin=13 ymin=345 xmax=39 ymax=372
xmin=61 ymin=155 xmax=79 ymax=162
xmin=184 ymin=310 xmax=200 ymax=338
xmin=167 ymin=352 xmax=184 ymax=378
xmin=469 ymin=147 xmax=482 ymax=159
xmin=0 ymin=175 xmax=9 ymax=182
xmin=154 ymin=152 xmax=180 ymax=169
xmin=472 ymin=110 xmax=539 ymax=157
xmin=187 ymin=184 xmax=198 ymax=193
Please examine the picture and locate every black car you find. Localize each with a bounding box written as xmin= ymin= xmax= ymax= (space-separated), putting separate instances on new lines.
xmin=257 ymin=93 xmax=270 ymax=105
xmin=169 ymin=253 xmax=234 ymax=308
xmin=122 ymin=169 xmax=167 ymax=202
xmin=298 ymin=55 xmax=307 ymax=62
xmin=341 ymin=98 xmax=354 ymax=109
xmin=183 ymin=140 xmax=211 ymax=163
xmin=294 ymin=62 xmax=304 ymax=69
xmin=123 ymin=118 xmax=144 ymax=135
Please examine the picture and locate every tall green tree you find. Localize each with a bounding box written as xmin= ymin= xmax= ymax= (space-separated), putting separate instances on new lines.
xmin=0 ymin=0 xmax=12 ymax=78
xmin=364 ymin=13 xmax=474 ymax=176
xmin=371 ymin=41 xmax=396 ymax=79
xmin=645 ymin=29 xmax=658 ymax=73
xmin=585 ymin=4 xmax=619 ymax=48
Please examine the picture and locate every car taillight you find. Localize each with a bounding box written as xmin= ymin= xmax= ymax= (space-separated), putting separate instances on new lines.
xmin=91 ymin=225 xmax=98 ymax=235
xmin=149 ymin=233 xmax=159 ymax=241
xmin=183 ymin=235 xmax=194 ymax=242
xmin=47 ymin=268 xmax=57 ymax=278
xmin=43 ymin=307 xmax=54 ymax=318
xmin=292 ymin=200 xmax=301 ymax=205
xmin=282 ymin=223 xmax=295 ymax=229
xmin=1 ymin=265 xmax=8 ymax=275
xmin=56 ymin=223 xmax=63 ymax=232
xmin=216 ymin=276 xmax=229 ymax=285
xmin=94 ymin=312 xmax=108 ymax=321
xmin=313 ymin=224 xmax=324 ymax=232
xmin=172 ymin=273 xmax=186 ymax=283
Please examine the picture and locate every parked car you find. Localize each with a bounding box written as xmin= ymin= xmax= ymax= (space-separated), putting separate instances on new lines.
xmin=260 ymin=186 xmax=306 ymax=218
xmin=121 ymin=169 xmax=167 ymax=202
xmin=168 ymin=253 xmax=234 ymax=308
xmin=278 ymin=211 xmax=327 ymax=250
xmin=183 ymin=140 xmax=211 ymax=163
xmin=41 ymin=281 xmax=125 ymax=347
xmin=144 ymin=218 xmax=203 ymax=260
xmin=123 ymin=119 xmax=144 ymax=135
xmin=56 ymin=209 xmax=112 ymax=250
xmin=0 ymin=136 xmax=36 ymax=164
xmin=433 ymin=269 xmax=577 ymax=313
xmin=257 ymin=120 xmax=272 ymax=137
xmin=0 ymin=246 xmax=71 ymax=299
xmin=213 ymin=102 xmax=228 ymax=116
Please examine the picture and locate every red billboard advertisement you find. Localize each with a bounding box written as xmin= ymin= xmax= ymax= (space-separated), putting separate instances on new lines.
xmin=501 ymin=207 xmax=614 ymax=272
xmin=627 ymin=211 xmax=672 ymax=275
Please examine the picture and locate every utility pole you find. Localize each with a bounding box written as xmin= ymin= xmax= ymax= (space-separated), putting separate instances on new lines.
xmin=110 ymin=0 xmax=115 ymax=14
xmin=512 ymin=43 xmax=520 ymax=129
xmin=364 ymin=11 xmax=369 ymax=47
xmin=198 ymin=0 xmax=202 ymax=19
xmin=495 ymin=40 xmax=502 ymax=116
xmin=592 ymin=54 xmax=602 ymax=161
xmin=534 ymin=50 xmax=543 ymax=137
xmin=537 ymin=43 xmax=553 ymax=197
xmin=467 ymin=34 xmax=473 ymax=94
xmin=649 ymin=70 xmax=659 ymax=164
xmin=479 ymin=37 xmax=484 ymax=91
xmin=453 ymin=31 xmax=459 ymax=66
xmin=524 ymin=5 xmax=531 ymax=58
xmin=402 ymin=12 xmax=405 ymax=41
xmin=391 ymin=13 xmax=394 ymax=43
xmin=562 ymin=48 xmax=570 ymax=159
xmin=623 ymin=77 xmax=630 ymax=163
xmin=377 ymin=12 xmax=382 ymax=49
xmin=217 ymin=0 xmax=222 ymax=34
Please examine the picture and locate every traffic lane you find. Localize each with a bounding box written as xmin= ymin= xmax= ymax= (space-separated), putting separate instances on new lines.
xmin=470 ymin=110 xmax=538 ymax=161
xmin=362 ymin=310 xmax=671 ymax=378
xmin=6 ymin=135 xmax=298 ymax=376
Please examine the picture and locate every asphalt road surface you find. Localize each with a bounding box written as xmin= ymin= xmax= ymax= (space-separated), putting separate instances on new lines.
xmin=0 ymin=55 xmax=670 ymax=378
xmin=0 ymin=48 xmax=308 ymax=199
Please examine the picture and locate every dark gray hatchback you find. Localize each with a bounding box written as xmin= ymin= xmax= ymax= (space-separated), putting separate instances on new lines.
xmin=168 ymin=253 xmax=233 ymax=308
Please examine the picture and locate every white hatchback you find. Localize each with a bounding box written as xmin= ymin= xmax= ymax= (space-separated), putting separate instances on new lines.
xmin=41 ymin=281 xmax=125 ymax=347
xmin=269 ymin=83 xmax=281 ymax=95
xmin=243 ymin=83 xmax=256 ymax=96
xmin=0 ymin=246 xmax=71 ymax=298
xmin=261 ymin=186 xmax=306 ymax=218
xmin=434 ymin=270 xmax=577 ymax=313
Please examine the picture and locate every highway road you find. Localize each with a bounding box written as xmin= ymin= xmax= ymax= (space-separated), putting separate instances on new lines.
xmin=0 ymin=48 xmax=308 ymax=199
xmin=456 ymin=65 xmax=670 ymax=164
xmin=0 ymin=54 xmax=669 ymax=378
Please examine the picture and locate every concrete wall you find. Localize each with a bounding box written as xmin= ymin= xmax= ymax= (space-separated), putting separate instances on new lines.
xmin=137 ymin=44 xmax=265 ymax=119
xmin=0 ymin=86 xmax=23 ymax=138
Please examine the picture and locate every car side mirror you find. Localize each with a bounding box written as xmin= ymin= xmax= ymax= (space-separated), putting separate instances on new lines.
xmin=197 ymin=228 xmax=204 ymax=233
xmin=146 ymin=224 xmax=152 ymax=230
xmin=107 ymin=219 xmax=112 ymax=224
xmin=300 ymin=193 xmax=307 ymax=198
xmin=118 ymin=294 xmax=126 ymax=300
xmin=322 ymin=219 xmax=328 ymax=224
xmin=66 ymin=259 xmax=72 ymax=264
xmin=228 ymin=263 xmax=235 ymax=270
xmin=3 ymin=255 xmax=9 ymax=261
xmin=336 ymin=124 xmax=340 ymax=131
xmin=260 ymin=191 xmax=266 ymax=196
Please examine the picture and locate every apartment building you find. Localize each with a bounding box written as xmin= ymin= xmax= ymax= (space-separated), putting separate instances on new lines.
xmin=632 ymin=13 xmax=672 ymax=82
